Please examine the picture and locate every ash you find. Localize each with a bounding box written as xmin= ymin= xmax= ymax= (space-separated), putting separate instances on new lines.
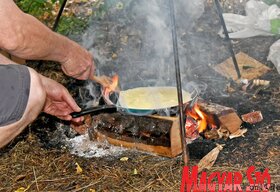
xmin=66 ymin=134 xmax=126 ymax=158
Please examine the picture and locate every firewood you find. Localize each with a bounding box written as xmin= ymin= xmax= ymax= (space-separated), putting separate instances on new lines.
xmin=88 ymin=113 xmax=182 ymax=157
xmin=198 ymin=144 xmax=224 ymax=173
xmin=197 ymin=99 xmax=242 ymax=133
xmin=70 ymin=115 xmax=92 ymax=135
xmin=241 ymin=111 xmax=263 ymax=124
xmin=229 ymin=128 xmax=248 ymax=139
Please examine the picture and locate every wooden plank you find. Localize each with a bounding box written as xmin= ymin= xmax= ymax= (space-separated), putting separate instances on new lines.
xmin=213 ymin=52 xmax=271 ymax=81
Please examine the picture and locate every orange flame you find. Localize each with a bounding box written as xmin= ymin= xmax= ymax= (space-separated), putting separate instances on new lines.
xmin=109 ymin=75 xmax=119 ymax=91
xmin=194 ymin=104 xmax=207 ymax=132
xmin=103 ymin=74 xmax=119 ymax=105
xmin=186 ymin=103 xmax=208 ymax=133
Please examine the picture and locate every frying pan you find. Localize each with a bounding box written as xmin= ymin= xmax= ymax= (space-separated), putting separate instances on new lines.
xmin=71 ymin=80 xmax=198 ymax=118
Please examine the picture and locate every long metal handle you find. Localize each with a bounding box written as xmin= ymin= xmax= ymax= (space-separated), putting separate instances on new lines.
xmin=71 ymin=105 xmax=116 ymax=118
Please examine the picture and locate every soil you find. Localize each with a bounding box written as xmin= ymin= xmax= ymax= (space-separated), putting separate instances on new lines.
xmin=0 ymin=0 xmax=279 ymax=191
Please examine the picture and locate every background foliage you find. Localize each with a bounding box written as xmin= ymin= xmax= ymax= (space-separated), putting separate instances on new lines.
xmin=15 ymin=0 xmax=90 ymax=35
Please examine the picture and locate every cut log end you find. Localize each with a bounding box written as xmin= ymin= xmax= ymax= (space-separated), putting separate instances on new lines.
xmin=197 ymin=99 xmax=242 ymax=134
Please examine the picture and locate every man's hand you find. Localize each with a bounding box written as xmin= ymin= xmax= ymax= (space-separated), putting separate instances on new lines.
xmin=40 ymin=75 xmax=83 ymax=122
xmin=60 ymin=41 xmax=95 ymax=80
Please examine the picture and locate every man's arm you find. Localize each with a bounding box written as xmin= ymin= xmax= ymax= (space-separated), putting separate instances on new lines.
xmin=0 ymin=0 xmax=94 ymax=80
xmin=0 ymin=53 xmax=83 ymax=122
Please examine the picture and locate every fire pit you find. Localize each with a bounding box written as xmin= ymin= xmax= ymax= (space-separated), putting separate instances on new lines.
xmin=72 ymin=80 xmax=193 ymax=157
xmin=70 ymin=94 xmax=244 ymax=158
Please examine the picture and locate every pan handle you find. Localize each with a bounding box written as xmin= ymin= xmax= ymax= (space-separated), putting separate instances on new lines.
xmin=71 ymin=105 xmax=117 ymax=118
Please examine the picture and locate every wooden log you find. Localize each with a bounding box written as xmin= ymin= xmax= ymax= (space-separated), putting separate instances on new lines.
xmin=88 ymin=113 xmax=182 ymax=157
xmin=197 ymin=99 xmax=242 ymax=133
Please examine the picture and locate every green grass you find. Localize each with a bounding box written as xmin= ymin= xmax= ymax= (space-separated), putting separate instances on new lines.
xmin=57 ymin=16 xmax=89 ymax=36
xmin=16 ymin=0 xmax=89 ymax=36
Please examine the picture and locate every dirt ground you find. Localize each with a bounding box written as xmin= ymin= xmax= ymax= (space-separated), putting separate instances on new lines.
xmin=0 ymin=0 xmax=279 ymax=191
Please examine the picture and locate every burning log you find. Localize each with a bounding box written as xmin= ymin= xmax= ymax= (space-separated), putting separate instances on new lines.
xmin=196 ymin=99 xmax=242 ymax=134
xmin=70 ymin=115 xmax=92 ymax=135
xmin=88 ymin=113 xmax=182 ymax=157
xmin=185 ymin=99 xmax=242 ymax=141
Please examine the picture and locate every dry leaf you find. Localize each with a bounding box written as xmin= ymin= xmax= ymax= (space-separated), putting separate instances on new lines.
xmin=198 ymin=144 xmax=224 ymax=173
xmin=75 ymin=162 xmax=83 ymax=174
xmin=15 ymin=185 xmax=30 ymax=192
xmin=132 ymin=168 xmax=138 ymax=175
xmin=89 ymin=189 xmax=96 ymax=192
xmin=112 ymin=53 xmax=118 ymax=60
xmin=120 ymin=157 xmax=129 ymax=162
xmin=229 ymin=129 xmax=248 ymax=139
xmin=15 ymin=187 xmax=27 ymax=192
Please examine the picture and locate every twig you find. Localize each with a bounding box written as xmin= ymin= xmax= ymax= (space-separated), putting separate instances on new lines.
xmin=122 ymin=178 xmax=140 ymax=191
xmin=155 ymin=169 xmax=170 ymax=189
xmin=139 ymin=180 xmax=156 ymax=192
xmin=32 ymin=166 xmax=39 ymax=192
xmin=260 ymin=132 xmax=280 ymax=136
xmin=39 ymin=176 xmax=77 ymax=182
xmin=169 ymin=164 xmax=175 ymax=181
xmin=71 ymin=180 xmax=102 ymax=192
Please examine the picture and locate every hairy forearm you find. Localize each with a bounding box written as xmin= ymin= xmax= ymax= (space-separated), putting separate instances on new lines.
xmin=0 ymin=0 xmax=94 ymax=80
xmin=0 ymin=0 xmax=76 ymax=63
xmin=6 ymin=14 xmax=71 ymax=62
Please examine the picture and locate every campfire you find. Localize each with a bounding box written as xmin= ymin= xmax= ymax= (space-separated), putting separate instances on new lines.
xmin=185 ymin=99 xmax=245 ymax=142
xmin=71 ymin=68 xmax=250 ymax=158
xmin=185 ymin=103 xmax=218 ymax=142
xmin=72 ymin=83 xmax=247 ymax=158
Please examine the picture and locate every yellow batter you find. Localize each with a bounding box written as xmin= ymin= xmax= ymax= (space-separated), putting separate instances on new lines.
xmin=118 ymin=87 xmax=191 ymax=110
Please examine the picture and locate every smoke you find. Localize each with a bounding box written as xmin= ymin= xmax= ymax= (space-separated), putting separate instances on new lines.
xmin=83 ymin=0 xmax=205 ymax=83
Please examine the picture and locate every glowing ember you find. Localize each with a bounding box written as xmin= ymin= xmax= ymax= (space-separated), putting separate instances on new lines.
xmin=185 ymin=117 xmax=199 ymax=142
